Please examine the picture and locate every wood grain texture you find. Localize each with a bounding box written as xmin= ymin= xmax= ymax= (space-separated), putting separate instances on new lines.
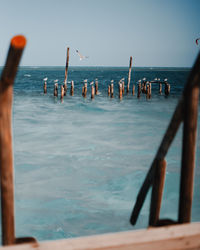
xmin=1 ymin=223 xmax=200 ymax=250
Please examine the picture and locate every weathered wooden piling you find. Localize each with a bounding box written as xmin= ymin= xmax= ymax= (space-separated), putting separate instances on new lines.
xmin=165 ymin=83 xmax=170 ymax=96
xmin=110 ymin=80 xmax=114 ymax=98
xmin=132 ymin=85 xmax=135 ymax=95
xmin=60 ymin=85 xmax=64 ymax=99
xmin=0 ymin=35 xmax=26 ymax=245
xmin=70 ymin=81 xmax=74 ymax=96
xmin=146 ymin=84 xmax=150 ymax=99
xmin=64 ymin=47 xmax=69 ymax=95
xmin=142 ymin=82 xmax=147 ymax=93
xmin=122 ymin=80 xmax=125 ymax=95
xmin=108 ymin=85 xmax=111 ymax=96
xmin=43 ymin=82 xmax=47 ymax=94
xmin=137 ymin=82 xmax=141 ymax=98
xmin=64 ymin=47 xmax=69 ymax=85
xmin=159 ymin=83 xmax=162 ymax=94
xmin=149 ymin=159 xmax=167 ymax=226
xmin=54 ymin=83 xmax=58 ymax=97
xmin=64 ymin=83 xmax=67 ymax=96
xmin=91 ymin=84 xmax=95 ymax=99
xmin=95 ymin=79 xmax=98 ymax=95
xmin=83 ymin=80 xmax=87 ymax=98
xmin=119 ymin=83 xmax=123 ymax=99
xmin=149 ymin=82 xmax=152 ymax=96
xmin=127 ymin=56 xmax=132 ymax=93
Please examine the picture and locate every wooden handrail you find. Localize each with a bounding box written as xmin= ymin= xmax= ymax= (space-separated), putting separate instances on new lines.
xmin=130 ymin=52 xmax=200 ymax=226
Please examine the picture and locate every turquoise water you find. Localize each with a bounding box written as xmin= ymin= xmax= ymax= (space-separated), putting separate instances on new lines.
xmin=1 ymin=66 xmax=200 ymax=242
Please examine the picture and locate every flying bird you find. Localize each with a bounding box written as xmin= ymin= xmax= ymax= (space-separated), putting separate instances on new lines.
xmin=76 ymin=50 xmax=89 ymax=60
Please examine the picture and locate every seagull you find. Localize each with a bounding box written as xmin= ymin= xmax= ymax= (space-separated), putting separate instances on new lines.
xmin=43 ymin=77 xmax=48 ymax=81
xmin=76 ymin=50 xmax=89 ymax=60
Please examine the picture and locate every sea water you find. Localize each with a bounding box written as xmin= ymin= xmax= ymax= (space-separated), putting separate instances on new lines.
xmin=0 ymin=66 xmax=200 ymax=242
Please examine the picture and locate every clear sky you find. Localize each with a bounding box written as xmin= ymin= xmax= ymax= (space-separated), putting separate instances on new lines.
xmin=0 ymin=0 xmax=199 ymax=67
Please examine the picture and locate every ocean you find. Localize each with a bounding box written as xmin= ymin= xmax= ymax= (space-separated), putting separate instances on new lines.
xmin=1 ymin=66 xmax=200 ymax=242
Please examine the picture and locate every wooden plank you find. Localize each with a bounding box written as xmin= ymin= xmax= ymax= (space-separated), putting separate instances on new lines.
xmin=0 ymin=35 xmax=26 ymax=245
xmin=1 ymin=223 xmax=200 ymax=250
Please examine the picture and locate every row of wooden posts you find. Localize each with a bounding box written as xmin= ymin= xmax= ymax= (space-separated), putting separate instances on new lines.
xmin=43 ymin=48 xmax=170 ymax=99
xmin=43 ymin=78 xmax=171 ymax=99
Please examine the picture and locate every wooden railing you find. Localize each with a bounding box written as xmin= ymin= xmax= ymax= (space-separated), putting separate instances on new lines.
xmin=130 ymin=51 xmax=200 ymax=227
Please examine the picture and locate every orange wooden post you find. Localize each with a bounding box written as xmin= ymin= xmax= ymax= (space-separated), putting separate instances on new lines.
xmin=119 ymin=83 xmax=122 ymax=99
xmin=60 ymin=85 xmax=64 ymax=99
xmin=43 ymin=81 xmax=47 ymax=94
xmin=91 ymin=83 xmax=95 ymax=99
xmin=0 ymin=35 xmax=26 ymax=245
xmin=110 ymin=80 xmax=114 ymax=98
xmin=108 ymin=85 xmax=111 ymax=96
xmin=83 ymin=80 xmax=87 ymax=98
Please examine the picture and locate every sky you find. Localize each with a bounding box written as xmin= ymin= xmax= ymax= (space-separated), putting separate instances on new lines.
xmin=0 ymin=0 xmax=199 ymax=67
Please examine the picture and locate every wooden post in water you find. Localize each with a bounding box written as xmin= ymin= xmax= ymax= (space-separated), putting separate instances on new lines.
xmin=64 ymin=47 xmax=69 ymax=94
xmin=146 ymin=84 xmax=150 ymax=99
xmin=83 ymin=80 xmax=87 ymax=98
xmin=149 ymin=82 xmax=152 ymax=97
xmin=95 ymin=79 xmax=98 ymax=95
xmin=0 ymin=35 xmax=26 ymax=245
xmin=127 ymin=56 xmax=132 ymax=93
xmin=110 ymin=80 xmax=114 ymax=98
xmin=70 ymin=81 xmax=74 ymax=96
xmin=43 ymin=82 xmax=47 ymax=94
xmin=137 ymin=82 xmax=141 ymax=98
xmin=178 ymin=82 xmax=200 ymax=223
xmin=91 ymin=83 xmax=95 ymax=99
xmin=159 ymin=83 xmax=162 ymax=94
xmin=60 ymin=85 xmax=64 ymax=99
xmin=149 ymin=159 xmax=167 ymax=226
xmin=165 ymin=83 xmax=170 ymax=96
xmin=108 ymin=85 xmax=111 ymax=96
xmin=132 ymin=85 xmax=135 ymax=95
xmin=64 ymin=83 xmax=67 ymax=96
xmin=54 ymin=82 xmax=58 ymax=97
xmin=119 ymin=83 xmax=123 ymax=99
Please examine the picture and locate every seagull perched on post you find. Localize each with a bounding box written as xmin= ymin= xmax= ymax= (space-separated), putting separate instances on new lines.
xmin=76 ymin=50 xmax=89 ymax=60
